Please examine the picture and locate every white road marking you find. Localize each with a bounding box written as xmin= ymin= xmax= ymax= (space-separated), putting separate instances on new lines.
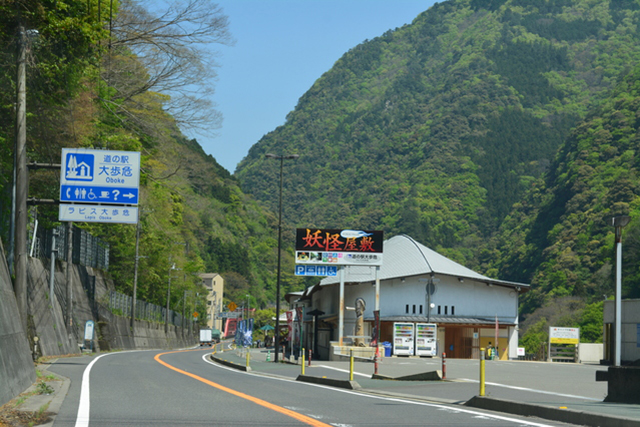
xmin=202 ymin=354 xmax=558 ymax=427
xmin=74 ymin=353 xmax=111 ymax=427
xmin=458 ymin=378 xmax=601 ymax=401
xmin=74 ymin=351 xmax=146 ymax=427
xmin=315 ymin=364 xmax=370 ymax=377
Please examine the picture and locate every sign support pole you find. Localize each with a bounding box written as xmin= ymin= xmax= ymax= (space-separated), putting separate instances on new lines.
xmin=339 ymin=266 xmax=345 ymax=346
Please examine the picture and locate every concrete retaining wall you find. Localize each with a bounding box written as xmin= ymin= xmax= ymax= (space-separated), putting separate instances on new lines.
xmin=0 ymin=239 xmax=36 ymax=407
xmin=27 ymin=258 xmax=79 ymax=356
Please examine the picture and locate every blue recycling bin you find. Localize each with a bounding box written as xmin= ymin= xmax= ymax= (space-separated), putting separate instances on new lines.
xmin=382 ymin=341 xmax=392 ymax=357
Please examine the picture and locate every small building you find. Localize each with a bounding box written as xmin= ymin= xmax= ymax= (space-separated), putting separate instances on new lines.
xmin=199 ymin=273 xmax=224 ymax=331
xmin=294 ymin=235 xmax=529 ymax=360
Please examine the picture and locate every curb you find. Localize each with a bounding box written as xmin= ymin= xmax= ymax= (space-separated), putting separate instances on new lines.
xmin=13 ymin=362 xmax=71 ymax=427
xmin=465 ymin=396 xmax=640 ymax=427
xmin=209 ymin=354 xmax=252 ymax=372
xmin=372 ymin=370 xmax=443 ymax=381
xmin=296 ymin=375 xmax=361 ymax=390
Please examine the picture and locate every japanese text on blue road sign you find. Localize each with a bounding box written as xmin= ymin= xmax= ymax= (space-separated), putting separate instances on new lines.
xmin=60 ymin=148 xmax=140 ymax=205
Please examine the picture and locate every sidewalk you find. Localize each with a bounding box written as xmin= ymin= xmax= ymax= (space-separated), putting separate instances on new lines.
xmin=212 ymin=345 xmax=640 ymax=427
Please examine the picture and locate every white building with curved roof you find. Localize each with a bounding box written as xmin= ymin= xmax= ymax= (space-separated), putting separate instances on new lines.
xmin=293 ymin=235 xmax=529 ymax=360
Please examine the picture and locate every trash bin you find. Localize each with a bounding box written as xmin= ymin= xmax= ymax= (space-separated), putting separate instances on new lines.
xmin=383 ymin=341 xmax=392 ymax=357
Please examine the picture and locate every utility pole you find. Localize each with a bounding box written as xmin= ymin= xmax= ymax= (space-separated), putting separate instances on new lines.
xmin=130 ymin=210 xmax=141 ymax=330
xmin=65 ymin=223 xmax=73 ymax=329
xmin=14 ymin=25 xmax=28 ymax=334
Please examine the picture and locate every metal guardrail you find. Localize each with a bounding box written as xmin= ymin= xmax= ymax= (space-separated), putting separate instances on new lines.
xmin=33 ymin=224 xmax=109 ymax=271
xmin=108 ymin=290 xmax=186 ymax=327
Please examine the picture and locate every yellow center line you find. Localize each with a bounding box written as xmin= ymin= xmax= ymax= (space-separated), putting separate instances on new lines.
xmin=154 ymin=349 xmax=331 ymax=427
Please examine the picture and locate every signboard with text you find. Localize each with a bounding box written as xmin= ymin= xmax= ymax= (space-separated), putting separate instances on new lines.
xmin=60 ymin=148 xmax=140 ymax=205
xmin=59 ymin=204 xmax=138 ymax=224
xmin=549 ymin=327 xmax=580 ymax=344
xmin=295 ymin=228 xmax=383 ymax=266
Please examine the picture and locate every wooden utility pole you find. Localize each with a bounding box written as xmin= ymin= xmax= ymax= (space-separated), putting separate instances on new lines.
xmin=14 ymin=25 xmax=28 ymax=334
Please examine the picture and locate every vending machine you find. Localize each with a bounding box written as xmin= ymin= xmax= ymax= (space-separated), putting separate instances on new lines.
xmin=415 ymin=323 xmax=437 ymax=357
xmin=393 ymin=322 xmax=415 ymax=356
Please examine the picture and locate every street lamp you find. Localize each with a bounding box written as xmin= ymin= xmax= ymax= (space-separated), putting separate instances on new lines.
xmin=165 ymin=263 xmax=178 ymax=334
xmin=612 ymin=215 xmax=630 ymax=366
xmin=265 ymin=153 xmax=299 ymax=362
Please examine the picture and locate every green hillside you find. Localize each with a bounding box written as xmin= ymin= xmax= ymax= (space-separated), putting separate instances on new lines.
xmin=492 ymin=63 xmax=640 ymax=337
xmin=235 ymin=0 xmax=640 ymax=342
xmin=236 ymin=0 xmax=640 ymax=262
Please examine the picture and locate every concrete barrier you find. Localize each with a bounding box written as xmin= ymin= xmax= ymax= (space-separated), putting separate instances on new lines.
xmin=604 ymin=366 xmax=640 ymax=404
xmin=579 ymin=343 xmax=603 ymax=363
xmin=372 ymin=370 xmax=443 ymax=381
xmin=0 ymin=238 xmax=36 ymax=407
xmin=466 ymin=396 xmax=640 ymax=427
xmin=209 ymin=354 xmax=251 ymax=372
xmin=296 ymin=375 xmax=361 ymax=390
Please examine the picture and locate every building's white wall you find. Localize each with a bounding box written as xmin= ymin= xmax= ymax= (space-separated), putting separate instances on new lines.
xmin=326 ymin=275 xmax=518 ymax=323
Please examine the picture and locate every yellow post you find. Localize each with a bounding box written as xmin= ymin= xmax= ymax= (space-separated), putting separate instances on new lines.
xmin=349 ymin=349 xmax=354 ymax=381
xmin=246 ymin=349 xmax=250 ymax=369
xmin=480 ymin=347 xmax=486 ymax=397
xmin=301 ymin=348 xmax=305 ymax=375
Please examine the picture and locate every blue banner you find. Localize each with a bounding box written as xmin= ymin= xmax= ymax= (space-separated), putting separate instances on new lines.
xmin=243 ymin=319 xmax=254 ymax=347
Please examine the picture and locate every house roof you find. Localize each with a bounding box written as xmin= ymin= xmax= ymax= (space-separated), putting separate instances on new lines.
xmin=319 ymin=234 xmax=529 ymax=292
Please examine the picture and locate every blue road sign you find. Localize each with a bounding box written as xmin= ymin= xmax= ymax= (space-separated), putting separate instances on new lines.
xmin=60 ymin=148 xmax=140 ymax=205
xmin=59 ymin=204 xmax=138 ymax=224
xmin=294 ymin=265 xmax=338 ymax=276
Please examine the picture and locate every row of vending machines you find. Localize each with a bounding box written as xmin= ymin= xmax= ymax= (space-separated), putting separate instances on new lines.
xmin=393 ymin=322 xmax=437 ymax=356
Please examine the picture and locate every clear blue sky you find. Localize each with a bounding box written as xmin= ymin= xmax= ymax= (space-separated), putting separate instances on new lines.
xmin=190 ymin=0 xmax=437 ymax=173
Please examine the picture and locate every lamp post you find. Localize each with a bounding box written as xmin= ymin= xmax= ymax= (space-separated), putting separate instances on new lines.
xmin=165 ymin=263 xmax=177 ymax=334
xmin=246 ymin=294 xmax=251 ymax=320
xmin=265 ymin=153 xmax=299 ymax=362
xmin=612 ymin=215 xmax=630 ymax=366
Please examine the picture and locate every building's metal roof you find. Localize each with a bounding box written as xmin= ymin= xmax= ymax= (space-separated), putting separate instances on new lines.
xmin=368 ymin=315 xmax=515 ymax=326
xmin=319 ymin=235 xmax=529 ymax=291
xmin=317 ymin=313 xmax=515 ymax=326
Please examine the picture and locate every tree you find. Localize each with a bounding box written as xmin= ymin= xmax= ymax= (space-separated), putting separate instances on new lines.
xmin=103 ymin=0 xmax=233 ymax=134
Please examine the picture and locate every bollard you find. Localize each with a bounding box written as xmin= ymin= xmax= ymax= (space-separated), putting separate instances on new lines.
xmin=267 ymin=349 xmax=271 ymax=362
xmin=480 ymin=348 xmax=486 ymax=396
xmin=442 ymin=352 xmax=447 ymax=379
xmin=308 ymin=349 xmax=312 ymax=367
xmin=374 ymin=346 xmax=379 ymax=375
xmin=246 ymin=349 xmax=250 ymax=369
xmin=301 ymin=349 xmax=305 ymax=375
xmin=282 ymin=344 xmax=286 ymax=363
xmin=349 ymin=349 xmax=354 ymax=381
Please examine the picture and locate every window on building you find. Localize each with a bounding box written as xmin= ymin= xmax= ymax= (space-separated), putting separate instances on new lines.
xmin=451 ymin=306 xmax=455 ymax=315
xmin=438 ymin=305 xmax=441 ymax=315
xmin=419 ymin=305 xmax=423 ymax=314
xmin=412 ymin=304 xmax=416 ymax=314
xmin=445 ymin=306 xmax=448 ymax=315
xmin=406 ymin=304 xmax=409 ymax=314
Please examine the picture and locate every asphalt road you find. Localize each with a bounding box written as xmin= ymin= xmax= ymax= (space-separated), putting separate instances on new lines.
xmin=46 ymin=347 xmax=583 ymax=427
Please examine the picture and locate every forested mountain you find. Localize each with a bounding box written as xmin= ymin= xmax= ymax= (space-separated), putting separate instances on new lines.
xmin=0 ymin=0 xmax=299 ymax=312
xmin=235 ymin=0 xmax=640 ymax=340
xmin=493 ymin=64 xmax=640 ymax=341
